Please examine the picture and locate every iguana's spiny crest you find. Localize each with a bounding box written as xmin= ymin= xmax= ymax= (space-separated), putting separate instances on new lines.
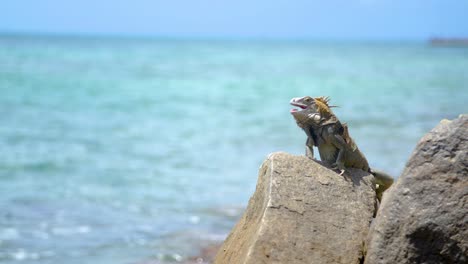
xmin=313 ymin=96 xmax=335 ymax=118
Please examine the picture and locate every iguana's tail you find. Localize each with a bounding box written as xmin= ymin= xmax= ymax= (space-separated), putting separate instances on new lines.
xmin=370 ymin=168 xmax=394 ymax=201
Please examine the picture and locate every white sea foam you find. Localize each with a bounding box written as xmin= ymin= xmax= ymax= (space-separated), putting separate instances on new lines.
xmin=0 ymin=228 xmax=19 ymax=240
xmin=12 ymin=249 xmax=27 ymax=261
xmin=51 ymin=225 xmax=91 ymax=236
xmin=9 ymin=249 xmax=56 ymax=261
xmin=189 ymin=215 xmax=201 ymax=224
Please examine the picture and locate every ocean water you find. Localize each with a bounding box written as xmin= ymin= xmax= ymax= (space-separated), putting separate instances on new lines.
xmin=0 ymin=35 xmax=467 ymax=264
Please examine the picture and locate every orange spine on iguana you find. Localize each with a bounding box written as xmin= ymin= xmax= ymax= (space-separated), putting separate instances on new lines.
xmin=290 ymin=96 xmax=393 ymax=200
xmin=314 ymin=96 xmax=334 ymax=118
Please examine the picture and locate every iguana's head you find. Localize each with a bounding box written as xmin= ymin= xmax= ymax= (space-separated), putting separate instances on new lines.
xmin=290 ymin=96 xmax=315 ymax=110
xmin=290 ymin=96 xmax=322 ymax=127
xmin=290 ymin=96 xmax=334 ymax=120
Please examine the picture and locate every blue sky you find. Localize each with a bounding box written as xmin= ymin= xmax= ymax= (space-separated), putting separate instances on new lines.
xmin=1 ymin=0 xmax=467 ymax=39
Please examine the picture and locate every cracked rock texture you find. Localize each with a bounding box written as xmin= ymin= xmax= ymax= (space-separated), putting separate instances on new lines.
xmin=214 ymin=152 xmax=377 ymax=264
xmin=365 ymin=114 xmax=468 ymax=264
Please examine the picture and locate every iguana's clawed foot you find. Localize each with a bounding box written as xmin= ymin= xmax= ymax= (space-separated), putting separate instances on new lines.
xmin=331 ymin=162 xmax=346 ymax=175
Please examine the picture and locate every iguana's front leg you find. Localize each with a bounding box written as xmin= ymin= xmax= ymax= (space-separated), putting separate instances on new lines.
xmin=305 ymin=136 xmax=315 ymax=159
xmin=304 ymin=125 xmax=318 ymax=159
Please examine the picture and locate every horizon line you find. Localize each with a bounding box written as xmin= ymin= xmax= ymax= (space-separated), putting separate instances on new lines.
xmin=0 ymin=30 xmax=440 ymax=43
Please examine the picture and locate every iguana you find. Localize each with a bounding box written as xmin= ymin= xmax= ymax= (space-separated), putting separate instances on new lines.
xmin=290 ymin=96 xmax=394 ymax=200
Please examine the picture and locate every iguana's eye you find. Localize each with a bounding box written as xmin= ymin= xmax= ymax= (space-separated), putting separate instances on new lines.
xmin=304 ymin=97 xmax=311 ymax=102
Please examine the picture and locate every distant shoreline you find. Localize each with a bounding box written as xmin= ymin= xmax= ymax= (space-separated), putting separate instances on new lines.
xmin=429 ymin=38 xmax=468 ymax=46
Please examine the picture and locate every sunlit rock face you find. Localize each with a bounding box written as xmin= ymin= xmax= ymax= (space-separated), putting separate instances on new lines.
xmin=215 ymin=152 xmax=377 ymax=264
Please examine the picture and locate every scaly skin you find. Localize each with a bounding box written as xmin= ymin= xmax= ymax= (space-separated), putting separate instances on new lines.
xmin=289 ymin=96 xmax=339 ymax=160
xmin=290 ymin=96 xmax=394 ymax=200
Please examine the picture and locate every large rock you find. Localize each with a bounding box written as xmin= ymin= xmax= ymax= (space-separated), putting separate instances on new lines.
xmin=214 ymin=152 xmax=377 ymax=264
xmin=365 ymin=114 xmax=468 ymax=264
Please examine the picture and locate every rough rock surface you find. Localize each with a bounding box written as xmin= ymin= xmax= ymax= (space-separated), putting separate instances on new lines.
xmin=365 ymin=114 xmax=468 ymax=264
xmin=214 ymin=152 xmax=377 ymax=264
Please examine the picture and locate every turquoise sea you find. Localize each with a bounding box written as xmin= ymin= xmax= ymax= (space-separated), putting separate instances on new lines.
xmin=0 ymin=35 xmax=467 ymax=264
